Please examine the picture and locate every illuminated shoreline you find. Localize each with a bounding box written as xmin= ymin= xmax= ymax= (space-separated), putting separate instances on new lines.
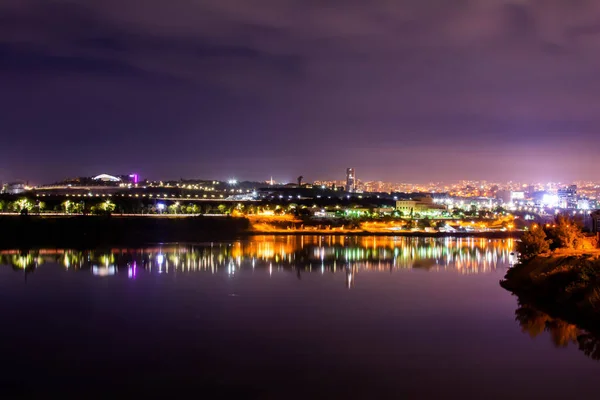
xmin=247 ymin=229 xmax=521 ymax=238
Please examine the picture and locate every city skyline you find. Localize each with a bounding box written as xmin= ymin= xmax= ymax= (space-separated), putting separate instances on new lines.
xmin=3 ymin=1 xmax=600 ymax=182
xmin=4 ymin=169 xmax=600 ymax=188
xmin=2 ymin=2 xmax=600 ymax=392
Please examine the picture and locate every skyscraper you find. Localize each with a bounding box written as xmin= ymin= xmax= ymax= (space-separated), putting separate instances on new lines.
xmin=558 ymin=185 xmax=577 ymax=209
xmin=346 ymin=168 xmax=356 ymax=192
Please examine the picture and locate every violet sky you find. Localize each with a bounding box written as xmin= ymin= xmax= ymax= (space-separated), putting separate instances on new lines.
xmin=2 ymin=0 xmax=600 ymax=184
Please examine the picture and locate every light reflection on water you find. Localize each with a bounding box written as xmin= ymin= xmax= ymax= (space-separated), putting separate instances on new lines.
xmin=2 ymin=235 xmax=600 ymax=398
xmin=515 ymin=302 xmax=600 ymax=361
xmin=0 ymin=235 xmax=516 ymax=282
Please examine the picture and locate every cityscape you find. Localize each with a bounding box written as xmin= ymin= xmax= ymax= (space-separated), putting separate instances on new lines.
xmin=3 ymin=0 xmax=600 ymax=397
xmin=4 ymin=170 xmax=600 ymax=207
xmin=1 ymin=168 xmax=598 ymax=234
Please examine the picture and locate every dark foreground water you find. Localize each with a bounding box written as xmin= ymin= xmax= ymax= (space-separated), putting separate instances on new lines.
xmin=1 ymin=236 xmax=598 ymax=399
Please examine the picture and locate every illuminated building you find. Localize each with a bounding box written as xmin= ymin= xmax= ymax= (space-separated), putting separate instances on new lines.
xmin=3 ymin=181 xmax=28 ymax=194
xmin=346 ymin=168 xmax=356 ymax=192
xmin=93 ymin=174 xmax=122 ymax=183
xmin=395 ymin=196 xmax=446 ymax=217
xmin=558 ymin=185 xmax=577 ymax=209
xmin=577 ymin=199 xmax=590 ymax=210
xmin=511 ymin=191 xmax=525 ymax=202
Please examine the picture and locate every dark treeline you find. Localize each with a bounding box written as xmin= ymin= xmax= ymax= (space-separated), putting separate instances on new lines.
xmin=0 ymin=215 xmax=250 ymax=248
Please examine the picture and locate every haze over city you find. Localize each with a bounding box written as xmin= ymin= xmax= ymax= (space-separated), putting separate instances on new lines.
xmin=3 ymin=0 xmax=600 ymax=183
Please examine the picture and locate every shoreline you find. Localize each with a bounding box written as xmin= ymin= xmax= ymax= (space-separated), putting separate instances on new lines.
xmin=246 ymin=230 xmax=520 ymax=239
xmin=0 ymin=214 xmax=520 ymax=249
xmin=501 ymin=253 xmax=600 ymax=332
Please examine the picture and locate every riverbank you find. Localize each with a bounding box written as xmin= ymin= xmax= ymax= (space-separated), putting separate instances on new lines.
xmin=248 ymin=229 xmax=520 ymax=239
xmin=0 ymin=214 xmax=521 ymax=248
xmin=501 ymin=253 xmax=600 ymax=331
xmin=0 ymin=215 xmax=250 ymax=248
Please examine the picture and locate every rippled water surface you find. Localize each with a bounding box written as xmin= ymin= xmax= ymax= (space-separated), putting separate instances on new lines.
xmin=0 ymin=235 xmax=598 ymax=398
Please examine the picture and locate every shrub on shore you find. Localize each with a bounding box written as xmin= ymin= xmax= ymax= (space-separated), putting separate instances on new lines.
xmin=545 ymin=216 xmax=588 ymax=251
xmin=518 ymin=217 xmax=596 ymax=261
xmin=517 ymin=224 xmax=551 ymax=261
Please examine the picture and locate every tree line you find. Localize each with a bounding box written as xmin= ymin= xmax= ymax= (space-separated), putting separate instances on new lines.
xmin=517 ymin=215 xmax=594 ymax=261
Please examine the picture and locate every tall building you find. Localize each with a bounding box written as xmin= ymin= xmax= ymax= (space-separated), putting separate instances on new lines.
xmin=558 ymin=185 xmax=577 ymax=209
xmin=345 ymin=168 xmax=356 ymax=192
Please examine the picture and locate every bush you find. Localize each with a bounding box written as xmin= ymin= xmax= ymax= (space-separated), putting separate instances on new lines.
xmin=546 ymin=216 xmax=587 ymax=250
xmin=517 ymin=225 xmax=551 ymax=261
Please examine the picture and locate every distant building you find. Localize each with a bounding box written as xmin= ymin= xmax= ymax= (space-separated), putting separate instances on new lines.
xmin=558 ymin=185 xmax=577 ymax=209
xmin=93 ymin=174 xmax=122 ymax=183
xmin=511 ymin=191 xmax=525 ymax=202
xmin=313 ymin=209 xmax=337 ymax=218
xmin=373 ymin=207 xmax=395 ymax=215
xmin=577 ymin=199 xmax=590 ymax=210
xmin=346 ymin=168 xmax=356 ymax=192
xmin=495 ymin=190 xmax=512 ymax=204
xmin=4 ymin=181 xmax=27 ymax=195
xmin=396 ymin=196 xmax=446 ymax=217
xmin=363 ymin=180 xmax=385 ymax=193
xmin=525 ymin=185 xmax=535 ymax=197
xmin=591 ymin=210 xmax=600 ymax=233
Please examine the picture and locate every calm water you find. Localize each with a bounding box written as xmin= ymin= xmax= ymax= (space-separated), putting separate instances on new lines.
xmin=0 ymin=236 xmax=599 ymax=399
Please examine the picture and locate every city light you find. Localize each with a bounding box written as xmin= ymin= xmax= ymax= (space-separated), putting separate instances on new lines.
xmin=542 ymin=194 xmax=559 ymax=208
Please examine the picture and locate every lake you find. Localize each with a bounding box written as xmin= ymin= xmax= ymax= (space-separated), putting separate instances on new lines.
xmin=0 ymin=235 xmax=598 ymax=399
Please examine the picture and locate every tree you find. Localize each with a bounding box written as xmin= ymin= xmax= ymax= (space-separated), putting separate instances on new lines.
xmin=186 ymin=204 xmax=199 ymax=214
xmin=62 ymin=200 xmax=72 ymax=214
xmin=73 ymin=202 xmax=84 ymax=214
xmin=417 ymin=218 xmax=431 ymax=229
xmin=546 ymin=216 xmax=586 ymax=250
xmin=14 ymin=198 xmax=33 ymax=213
xmin=168 ymin=203 xmax=180 ymax=214
xmin=99 ymin=200 xmax=116 ymax=214
xmin=517 ymin=225 xmax=551 ymax=261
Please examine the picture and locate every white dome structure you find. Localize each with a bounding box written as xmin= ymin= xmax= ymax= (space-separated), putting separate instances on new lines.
xmin=92 ymin=174 xmax=121 ymax=182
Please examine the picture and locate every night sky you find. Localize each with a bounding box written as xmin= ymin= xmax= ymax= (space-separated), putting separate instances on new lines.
xmin=2 ymin=0 xmax=600 ymax=184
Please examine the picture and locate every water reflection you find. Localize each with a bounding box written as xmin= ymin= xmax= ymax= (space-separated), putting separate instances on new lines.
xmin=514 ymin=302 xmax=600 ymax=361
xmin=0 ymin=236 xmax=514 ymax=286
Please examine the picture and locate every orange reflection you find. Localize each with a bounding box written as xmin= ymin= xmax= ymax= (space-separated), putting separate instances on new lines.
xmin=0 ymin=235 xmax=514 ymax=276
xmin=514 ymin=302 xmax=600 ymax=360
